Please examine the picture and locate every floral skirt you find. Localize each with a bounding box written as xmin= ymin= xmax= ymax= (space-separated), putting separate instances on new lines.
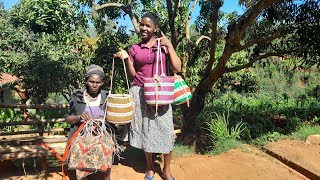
xmin=123 ymin=86 xmax=174 ymax=154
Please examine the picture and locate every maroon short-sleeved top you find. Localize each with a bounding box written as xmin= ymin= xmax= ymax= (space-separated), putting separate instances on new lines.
xmin=129 ymin=41 xmax=168 ymax=87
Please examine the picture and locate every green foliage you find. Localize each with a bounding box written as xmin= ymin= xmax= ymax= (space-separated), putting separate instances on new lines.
xmin=17 ymin=41 xmax=86 ymax=102
xmin=209 ymin=139 xmax=242 ymax=155
xmin=206 ymin=112 xmax=246 ymax=142
xmin=90 ymin=25 xmax=131 ymax=94
xmin=0 ymin=108 xmax=21 ymax=131
xmin=291 ymin=125 xmax=320 ymax=141
xmin=1 ymin=1 xmax=90 ymax=103
xmin=311 ymin=116 xmax=320 ymax=124
xmin=253 ymin=124 xmax=320 ymax=145
xmin=204 ymin=112 xmax=245 ymax=154
xmin=9 ymin=0 xmax=86 ymax=35
xmin=199 ymin=59 xmax=320 ymax=146
xmin=0 ymin=108 xmax=16 ymax=122
xmin=187 ymin=41 xmax=260 ymax=94
xmin=252 ymin=131 xmax=285 ymax=146
xmin=173 ymin=143 xmax=194 ymax=157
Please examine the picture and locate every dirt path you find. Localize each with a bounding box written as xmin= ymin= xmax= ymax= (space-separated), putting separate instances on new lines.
xmin=0 ymin=143 xmax=308 ymax=180
xmin=264 ymin=139 xmax=320 ymax=179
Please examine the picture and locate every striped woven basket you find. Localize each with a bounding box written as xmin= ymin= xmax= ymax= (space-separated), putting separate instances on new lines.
xmin=144 ymin=76 xmax=175 ymax=106
xmin=105 ymin=58 xmax=134 ymax=125
xmin=173 ymin=75 xmax=192 ymax=106
xmin=143 ymin=39 xmax=175 ymax=116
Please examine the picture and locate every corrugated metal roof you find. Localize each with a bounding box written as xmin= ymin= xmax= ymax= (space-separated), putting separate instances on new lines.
xmin=0 ymin=73 xmax=18 ymax=85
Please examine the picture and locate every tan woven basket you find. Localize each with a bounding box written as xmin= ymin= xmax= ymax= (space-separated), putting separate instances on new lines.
xmin=106 ymin=94 xmax=134 ymax=124
xmin=105 ymin=58 xmax=134 ymax=125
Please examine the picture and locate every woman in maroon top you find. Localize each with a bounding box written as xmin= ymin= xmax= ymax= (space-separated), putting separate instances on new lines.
xmin=115 ymin=13 xmax=181 ymax=180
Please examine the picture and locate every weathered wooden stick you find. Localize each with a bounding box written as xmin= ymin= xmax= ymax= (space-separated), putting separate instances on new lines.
xmin=0 ymin=137 xmax=68 ymax=145
xmin=0 ymin=143 xmax=66 ymax=153
xmin=0 ymin=104 xmax=69 ymax=109
xmin=0 ymin=118 xmax=66 ymax=126
xmin=0 ymin=128 xmax=69 ymax=136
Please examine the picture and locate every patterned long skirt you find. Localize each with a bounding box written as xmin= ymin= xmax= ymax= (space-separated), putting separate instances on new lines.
xmin=125 ymin=85 xmax=174 ymax=154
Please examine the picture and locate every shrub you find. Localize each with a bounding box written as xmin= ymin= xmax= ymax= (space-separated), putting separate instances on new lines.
xmin=205 ymin=112 xmax=246 ymax=153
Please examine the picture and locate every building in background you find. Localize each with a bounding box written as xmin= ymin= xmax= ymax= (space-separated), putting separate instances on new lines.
xmin=0 ymin=73 xmax=18 ymax=103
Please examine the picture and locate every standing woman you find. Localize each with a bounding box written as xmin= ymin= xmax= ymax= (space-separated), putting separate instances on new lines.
xmin=65 ymin=65 xmax=114 ymax=180
xmin=115 ymin=12 xmax=181 ymax=180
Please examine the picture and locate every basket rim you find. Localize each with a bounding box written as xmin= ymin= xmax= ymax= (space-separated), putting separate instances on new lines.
xmin=108 ymin=94 xmax=132 ymax=98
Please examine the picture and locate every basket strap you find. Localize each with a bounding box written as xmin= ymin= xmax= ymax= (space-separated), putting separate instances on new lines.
xmin=109 ymin=58 xmax=131 ymax=95
xmin=155 ymin=39 xmax=165 ymax=76
xmin=61 ymin=119 xmax=88 ymax=179
xmin=153 ymin=75 xmax=161 ymax=117
xmin=37 ymin=119 xmax=88 ymax=180
xmin=109 ymin=58 xmax=115 ymax=95
xmin=153 ymin=39 xmax=163 ymax=117
xmin=122 ymin=58 xmax=131 ymax=92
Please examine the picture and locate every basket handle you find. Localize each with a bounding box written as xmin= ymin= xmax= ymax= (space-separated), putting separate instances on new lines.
xmin=109 ymin=58 xmax=131 ymax=95
xmin=155 ymin=39 xmax=165 ymax=76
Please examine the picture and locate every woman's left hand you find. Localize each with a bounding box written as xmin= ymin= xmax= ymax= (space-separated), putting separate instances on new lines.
xmin=114 ymin=48 xmax=129 ymax=60
xmin=158 ymin=32 xmax=173 ymax=49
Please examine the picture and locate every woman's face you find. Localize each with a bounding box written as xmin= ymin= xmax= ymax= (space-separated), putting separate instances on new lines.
xmin=139 ymin=17 xmax=157 ymax=41
xmin=86 ymin=74 xmax=104 ymax=95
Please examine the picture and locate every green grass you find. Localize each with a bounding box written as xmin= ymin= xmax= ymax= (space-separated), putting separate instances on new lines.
xmin=291 ymin=125 xmax=320 ymax=140
xmin=173 ymin=143 xmax=194 ymax=157
xmin=251 ymin=131 xmax=286 ymax=146
xmin=251 ymin=124 xmax=320 ymax=146
xmin=209 ymin=139 xmax=242 ymax=155
xmin=202 ymin=112 xmax=246 ymax=155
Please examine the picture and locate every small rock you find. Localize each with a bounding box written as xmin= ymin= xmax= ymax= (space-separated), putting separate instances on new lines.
xmin=305 ymin=134 xmax=320 ymax=145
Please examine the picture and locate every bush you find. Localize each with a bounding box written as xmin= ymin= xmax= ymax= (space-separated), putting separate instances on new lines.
xmin=205 ymin=112 xmax=246 ymax=154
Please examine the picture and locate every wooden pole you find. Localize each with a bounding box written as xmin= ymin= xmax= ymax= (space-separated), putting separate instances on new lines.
xmin=0 ymin=104 xmax=69 ymax=109
xmin=0 ymin=118 xmax=66 ymax=126
xmin=0 ymin=128 xmax=69 ymax=136
xmin=0 ymin=143 xmax=66 ymax=154
xmin=0 ymin=137 xmax=68 ymax=146
xmin=0 ymin=146 xmax=66 ymax=160
xmin=41 ymin=156 xmax=48 ymax=175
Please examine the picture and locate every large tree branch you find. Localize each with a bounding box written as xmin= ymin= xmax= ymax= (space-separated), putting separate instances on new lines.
xmin=196 ymin=35 xmax=211 ymax=45
xmin=185 ymin=0 xmax=199 ymax=40
xmin=166 ymin=0 xmax=178 ymax=47
xmin=204 ymin=0 xmax=222 ymax=76
xmin=226 ymin=0 xmax=281 ymax=48
xmin=198 ymin=0 xmax=281 ymax=90
xmin=225 ymin=51 xmax=291 ymax=73
xmin=235 ymin=28 xmax=291 ymax=52
xmin=91 ymin=2 xmax=123 ymax=10
xmin=89 ymin=0 xmax=140 ymax=33
xmin=173 ymin=0 xmax=180 ymax=21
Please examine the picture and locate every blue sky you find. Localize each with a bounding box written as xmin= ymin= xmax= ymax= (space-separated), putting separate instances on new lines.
xmin=2 ymin=0 xmax=244 ymax=31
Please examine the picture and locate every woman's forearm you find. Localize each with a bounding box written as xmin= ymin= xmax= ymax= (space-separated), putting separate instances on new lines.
xmin=167 ymin=45 xmax=181 ymax=72
xmin=65 ymin=115 xmax=81 ymax=125
xmin=125 ymin=57 xmax=136 ymax=78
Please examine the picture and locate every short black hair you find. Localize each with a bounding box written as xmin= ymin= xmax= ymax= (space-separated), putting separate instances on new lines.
xmin=141 ymin=12 xmax=159 ymax=27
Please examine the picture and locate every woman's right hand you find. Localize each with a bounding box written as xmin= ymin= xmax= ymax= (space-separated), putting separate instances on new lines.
xmin=114 ymin=49 xmax=129 ymax=60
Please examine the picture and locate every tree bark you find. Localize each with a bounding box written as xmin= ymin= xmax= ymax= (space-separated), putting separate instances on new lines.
xmin=181 ymin=0 xmax=282 ymax=145
xmin=14 ymin=84 xmax=30 ymax=119
xmin=181 ymin=83 xmax=208 ymax=146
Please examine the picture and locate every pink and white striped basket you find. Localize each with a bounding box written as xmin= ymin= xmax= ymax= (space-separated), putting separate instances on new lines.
xmin=143 ymin=40 xmax=175 ymax=115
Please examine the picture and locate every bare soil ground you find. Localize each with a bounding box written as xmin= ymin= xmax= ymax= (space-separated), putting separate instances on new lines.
xmin=1 ymin=139 xmax=317 ymax=180
xmin=264 ymin=139 xmax=320 ymax=178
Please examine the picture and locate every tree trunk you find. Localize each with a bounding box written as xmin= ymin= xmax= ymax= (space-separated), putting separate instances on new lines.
xmin=14 ymin=84 xmax=30 ymax=119
xmin=181 ymin=80 xmax=209 ymax=146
